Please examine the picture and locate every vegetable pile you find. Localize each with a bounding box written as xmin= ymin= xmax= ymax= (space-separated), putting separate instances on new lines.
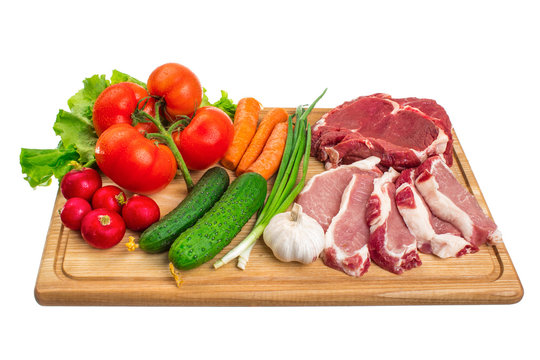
xmin=22 ymin=61 xmax=331 ymax=286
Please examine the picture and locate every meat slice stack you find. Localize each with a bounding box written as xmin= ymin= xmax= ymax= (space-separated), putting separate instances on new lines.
xmin=294 ymin=154 xmax=500 ymax=278
xmin=395 ymin=168 xmax=478 ymax=258
xmin=311 ymin=94 xmax=453 ymax=171
xmin=366 ymin=169 xmax=421 ymax=274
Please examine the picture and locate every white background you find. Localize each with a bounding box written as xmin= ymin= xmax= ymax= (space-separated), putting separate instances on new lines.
xmin=2 ymin=1 xmax=539 ymax=359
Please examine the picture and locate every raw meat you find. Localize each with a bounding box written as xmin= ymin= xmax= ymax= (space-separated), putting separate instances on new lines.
xmin=311 ymin=93 xmax=453 ymax=171
xmin=295 ymin=156 xmax=382 ymax=232
xmin=414 ymin=156 xmax=501 ymax=247
xmin=322 ymin=173 xmax=375 ymax=277
xmin=366 ymin=168 xmax=421 ymax=274
xmin=395 ymin=168 xmax=478 ymax=258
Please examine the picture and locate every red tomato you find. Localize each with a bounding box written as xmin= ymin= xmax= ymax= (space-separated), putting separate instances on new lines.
xmin=81 ymin=209 xmax=126 ymax=249
xmin=172 ymin=106 xmax=234 ymax=170
xmin=95 ymin=124 xmax=177 ymax=194
xmin=147 ymin=63 xmax=202 ymax=119
xmin=92 ymin=82 xmax=158 ymax=136
xmin=121 ymin=195 xmax=160 ymax=232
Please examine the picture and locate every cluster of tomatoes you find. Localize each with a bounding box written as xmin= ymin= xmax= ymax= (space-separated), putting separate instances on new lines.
xmin=59 ymin=167 xmax=160 ymax=249
xmin=59 ymin=63 xmax=236 ymax=249
xmin=92 ymin=63 xmax=234 ymax=195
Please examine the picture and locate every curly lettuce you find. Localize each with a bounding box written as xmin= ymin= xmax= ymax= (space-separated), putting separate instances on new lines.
xmin=20 ymin=71 xmax=144 ymax=188
xmin=200 ymin=88 xmax=237 ymax=120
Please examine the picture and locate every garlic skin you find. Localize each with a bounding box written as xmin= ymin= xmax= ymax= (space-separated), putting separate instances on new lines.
xmin=263 ymin=203 xmax=325 ymax=264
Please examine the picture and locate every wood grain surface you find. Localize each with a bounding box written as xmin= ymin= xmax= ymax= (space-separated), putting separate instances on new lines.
xmin=34 ymin=108 xmax=523 ymax=306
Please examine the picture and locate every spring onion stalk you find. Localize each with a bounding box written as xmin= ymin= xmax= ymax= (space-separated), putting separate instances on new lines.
xmin=213 ymin=89 xmax=326 ymax=270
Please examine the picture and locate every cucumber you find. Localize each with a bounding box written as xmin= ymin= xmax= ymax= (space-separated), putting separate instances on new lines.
xmin=168 ymin=172 xmax=267 ymax=270
xmin=139 ymin=167 xmax=229 ymax=253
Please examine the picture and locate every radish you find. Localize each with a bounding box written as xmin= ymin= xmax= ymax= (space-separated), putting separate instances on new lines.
xmin=61 ymin=167 xmax=102 ymax=201
xmin=122 ymin=195 xmax=160 ymax=231
xmin=81 ymin=209 xmax=126 ymax=249
xmin=91 ymin=185 xmax=126 ymax=213
xmin=59 ymin=197 xmax=92 ymax=230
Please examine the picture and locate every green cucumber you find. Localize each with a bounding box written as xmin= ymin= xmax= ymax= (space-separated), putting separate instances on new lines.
xmin=139 ymin=167 xmax=229 ymax=253
xmin=168 ymin=172 xmax=267 ymax=270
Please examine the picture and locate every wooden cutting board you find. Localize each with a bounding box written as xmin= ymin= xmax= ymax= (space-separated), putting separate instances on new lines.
xmin=34 ymin=108 xmax=523 ymax=306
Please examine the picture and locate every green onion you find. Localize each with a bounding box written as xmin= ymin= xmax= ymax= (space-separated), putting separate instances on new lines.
xmin=213 ymin=89 xmax=327 ymax=270
xmin=255 ymin=114 xmax=295 ymax=223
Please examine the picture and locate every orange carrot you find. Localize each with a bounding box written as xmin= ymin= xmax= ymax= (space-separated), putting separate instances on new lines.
xmin=245 ymin=122 xmax=289 ymax=180
xmin=221 ymin=97 xmax=261 ymax=170
xmin=235 ymin=107 xmax=289 ymax=176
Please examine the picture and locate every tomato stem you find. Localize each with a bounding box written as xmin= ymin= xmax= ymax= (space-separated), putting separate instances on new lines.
xmin=146 ymin=133 xmax=168 ymax=143
xmin=132 ymin=98 xmax=194 ymax=191
xmin=167 ymin=119 xmax=188 ymax=135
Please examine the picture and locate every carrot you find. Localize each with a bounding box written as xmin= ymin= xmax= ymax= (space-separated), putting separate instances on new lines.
xmin=245 ymin=122 xmax=289 ymax=180
xmin=221 ymin=97 xmax=261 ymax=170
xmin=235 ymin=107 xmax=289 ymax=176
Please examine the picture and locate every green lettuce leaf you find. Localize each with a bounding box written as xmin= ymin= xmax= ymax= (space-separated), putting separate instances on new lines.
xmin=111 ymin=70 xmax=146 ymax=88
xmin=200 ymin=88 xmax=237 ymax=119
xmin=53 ymin=110 xmax=98 ymax=164
xmin=67 ymin=74 xmax=109 ymax=121
xmin=21 ymin=73 xmax=108 ymax=188
xmin=20 ymin=144 xmax=79 ymax=188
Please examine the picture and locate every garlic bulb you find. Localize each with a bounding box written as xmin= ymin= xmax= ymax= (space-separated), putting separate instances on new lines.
xmin=263 ymin=203 xmax=325 ymax=264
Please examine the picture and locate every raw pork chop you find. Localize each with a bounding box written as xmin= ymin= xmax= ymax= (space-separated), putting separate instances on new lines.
xmin=295 ymin=156 xmax=382 ymax=231
xmin=311 ymin=94 xmax=453 ymax=170
xmin=322 ymin=173 xmax=377 ymax=277
xmin=366 ymin=168 xmax=421 ymax=274
xmin=395 ymin=168 xmax=478 ymax=258
xmin=414 ymin=156 xmax=501 ymax=247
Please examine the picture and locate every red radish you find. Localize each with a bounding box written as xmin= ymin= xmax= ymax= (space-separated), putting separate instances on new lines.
xmin=122 ymin=195 xmax=160 ymax=231
xmin=59 ymin=197 xmax=92 ymax=230
xmin=61 ymin=167 xmax=102 ymax=201
xmin=81 ymin=209 xmax=126 ymax=249
xmin=91 ymin=185 xmax=127 ymax=213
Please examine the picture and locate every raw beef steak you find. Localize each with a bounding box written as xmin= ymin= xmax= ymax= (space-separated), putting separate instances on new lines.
xmin=295 ymin=156 xmax=382 ymax=231
xmin=395 ymin=168 xmax=478 ymax=258
xmin=322 ymin=173 xmax=377 ymax=277
xmin=414 ymin=156 xmax=501 ymax=247
xmin=312 ymin=94 xmax=453 ymax=171
xmin=366 ymin=168 xmax=421 ymax=274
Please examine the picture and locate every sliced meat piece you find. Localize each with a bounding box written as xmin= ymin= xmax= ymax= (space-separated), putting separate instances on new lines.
xmin=366 ymin=168 xmax=421 ymax=274
xmin=312 ymin=93 xmax=452 ymax=170
xmin=295 ymin=156 xmax=382 ymax=231
xmin=322 ymin=173 xmax=375 ymax=277
xmin=414 ymin=156 xmax=501 ymax=247
xmin=395 ymin=168 xmax=478 ymax=258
